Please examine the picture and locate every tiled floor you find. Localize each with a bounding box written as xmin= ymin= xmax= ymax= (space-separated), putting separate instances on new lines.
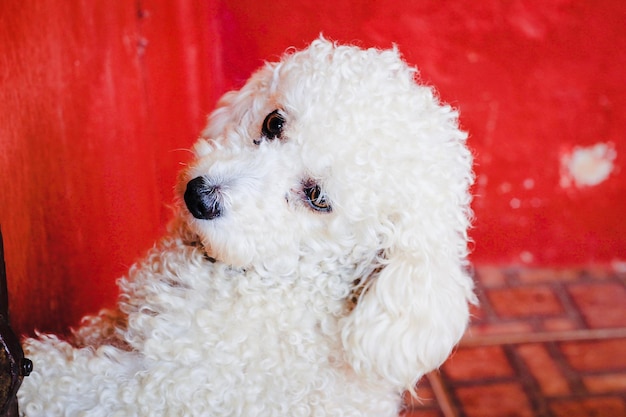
xmin=402 ymin=266 xmax=626 ymax=417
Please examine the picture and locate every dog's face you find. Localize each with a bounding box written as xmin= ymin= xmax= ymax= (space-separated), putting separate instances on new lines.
xmin=178 ymin=90 xmax=377 ymax=277
xmin=178 ymin=39 xmax=471 ymax=278
xmin=177 ymin=39 xmax=475 ymax=390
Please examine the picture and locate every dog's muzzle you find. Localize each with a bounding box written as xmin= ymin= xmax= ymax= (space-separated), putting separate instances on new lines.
xmin=184 ymin=177 xmax=223 ymax=220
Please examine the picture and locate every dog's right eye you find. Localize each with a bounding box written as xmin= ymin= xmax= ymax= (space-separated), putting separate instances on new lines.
xmin=261 ymin=110 xmax=285 ymax=141
xmin=302 ymin=181 xmax=332 ymax=213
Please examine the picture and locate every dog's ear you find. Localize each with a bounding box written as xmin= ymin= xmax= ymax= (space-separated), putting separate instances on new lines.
xmin=341 ymin=225 xmax=475 ymax=393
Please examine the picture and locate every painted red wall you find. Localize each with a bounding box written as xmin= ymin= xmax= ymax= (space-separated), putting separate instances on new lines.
xmin=1 ymin=0 xmax=625 ymax=335
xmin=0 ymin=0 xmax=220 ymax=334
xmin=214 ymin=0 xmax=626 ymax=267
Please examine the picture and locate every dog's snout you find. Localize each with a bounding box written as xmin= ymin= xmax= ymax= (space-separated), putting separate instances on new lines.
xmin=184 ymin=177 xmax=223 ymax=220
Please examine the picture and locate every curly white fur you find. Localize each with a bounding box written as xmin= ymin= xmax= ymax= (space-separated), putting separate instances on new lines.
xmin=19 ymin=38 xmax=475 ymax=417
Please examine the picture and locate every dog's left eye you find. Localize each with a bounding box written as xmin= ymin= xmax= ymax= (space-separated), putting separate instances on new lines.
xmin=303 ymin=182 xmax=332 ymax=213
xmin=261 ymin=110 xmax=285 ymax=141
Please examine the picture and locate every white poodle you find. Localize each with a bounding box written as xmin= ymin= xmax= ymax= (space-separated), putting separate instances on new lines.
xmin=19 ymin=38 xmax=475 ymax=416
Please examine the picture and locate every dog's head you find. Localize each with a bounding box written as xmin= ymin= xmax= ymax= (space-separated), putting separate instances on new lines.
xmin=177 ymin=38 xmax=475 ymax=391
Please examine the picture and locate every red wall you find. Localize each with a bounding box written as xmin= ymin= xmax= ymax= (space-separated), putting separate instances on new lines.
xmin=214 ymin=0 xmax=626 ymax=268
xmin=0 ymin=1 xmax=220 ymax=334
xmin=1 ymin=0 xmax=625 ymax=335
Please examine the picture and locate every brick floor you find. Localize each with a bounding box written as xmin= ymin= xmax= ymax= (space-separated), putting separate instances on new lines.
xmin=549 ymin=397 xmax=626 ymax=417
xmin=443 ymin=345 xmax=515 ymax=380
xmin=567 ymin=282 xmax=626 ymax=328
xmin=454 ymin=382 xmax=535 ymax=417
xmin=487 ymin=285 xmax=566 ymax=318
xmin=516 ymin=343 xmax=570 ymax=396
xmin=560 ymin=339 xmax=626 ymax=371
xmin=402 ymin=266 xmax=626 ymax=417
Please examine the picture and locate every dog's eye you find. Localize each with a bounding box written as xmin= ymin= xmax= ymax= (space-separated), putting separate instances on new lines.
xmin=303 ymin=182 xmax=332 ymax=212
xmin=261 ymin=110 xmax=285 ymax=140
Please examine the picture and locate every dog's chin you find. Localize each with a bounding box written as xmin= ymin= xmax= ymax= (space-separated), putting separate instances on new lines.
xmin=191 ymin=230 xmax=263 ymax=270
xmin=192 ymin=228 xmax=302 ymax=275
xmin=192 ymin=233 xmax=251 ymax=268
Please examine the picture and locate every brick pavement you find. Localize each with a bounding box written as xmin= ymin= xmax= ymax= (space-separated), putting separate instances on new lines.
xmin=401 ymin=267 xmax=626 ymax=417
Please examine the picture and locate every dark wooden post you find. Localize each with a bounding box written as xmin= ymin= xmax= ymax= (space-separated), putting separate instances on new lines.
xmin=0 ymin=228 xmax=31 ymax=417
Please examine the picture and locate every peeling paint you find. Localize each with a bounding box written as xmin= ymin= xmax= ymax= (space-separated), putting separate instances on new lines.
xmin=520 ymin=251 xmax=534 ymax=264
xmin=523 ymin=178 xmax=535 ymax=189
xmin=612 ymin=259 xmax=626 ymax=273
xmin=560 ymin=142 xmax=616 ymax=188
xmin=510 ymin=198 xmax=521 ymax=209
xmin=498 ymin=182 xmax=512 ymax=194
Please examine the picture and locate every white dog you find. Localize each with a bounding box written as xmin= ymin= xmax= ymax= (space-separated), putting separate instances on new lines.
xmin=19 ymin=38 xmax=475 ymax=416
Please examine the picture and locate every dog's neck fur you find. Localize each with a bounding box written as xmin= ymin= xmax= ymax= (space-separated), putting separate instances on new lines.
xmin=173 ymin=217 xmax=374 ymax=311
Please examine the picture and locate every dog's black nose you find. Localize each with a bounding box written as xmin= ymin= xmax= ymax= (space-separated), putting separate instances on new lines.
xmin=184 ymin=177 xmax=222 ymax=220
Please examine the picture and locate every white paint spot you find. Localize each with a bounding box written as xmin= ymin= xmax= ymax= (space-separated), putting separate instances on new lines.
xmin=560 ymin=142 xmax=616 ymax=188
xmin=612 ymin=259 xmax=626 ymax=274
xmin=510 ymin=198 xmax=521 ymax=209
xmin=520 ymin=251 xmax=534 ymax=263
xmin=467 ymin=51 xmax=479 ymax=63
xmin=523 ymin=178 xmax=535 ymax=189
xmin=498 ymin=182 xmax=512 ymax=194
